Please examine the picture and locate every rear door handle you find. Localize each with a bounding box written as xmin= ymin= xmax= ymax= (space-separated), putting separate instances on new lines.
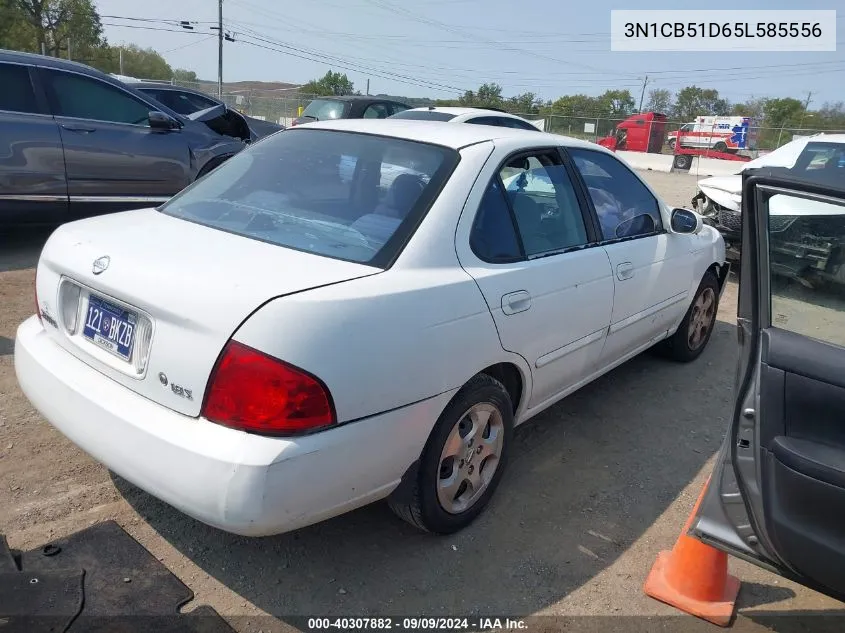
xmin=62 ymin=124 xmax=96 ymax=133
xmin=502 ymin=290 xmax=531 ymax=315
xmin=616 ymin=262 xmax=634 ymax=281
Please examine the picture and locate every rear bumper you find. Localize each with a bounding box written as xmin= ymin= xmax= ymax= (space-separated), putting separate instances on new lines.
xmin=15 ymin=316 xmax=451 ymax=536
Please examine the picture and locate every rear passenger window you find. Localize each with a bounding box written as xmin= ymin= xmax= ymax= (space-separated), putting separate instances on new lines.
xmin=470 ymin=180 xmax=522 ymax=262
xmin=568 ymin=148 xmax=662 ymax=240
xmin=502 ymin=154 xmax=588 ymax=256
xmin=43 ymin=69 xmax=152 ymax=125
xmin=363 ymin=103 xmax=390 ymax=119
xmin=0 ymin=63 xmax=39 ymax=114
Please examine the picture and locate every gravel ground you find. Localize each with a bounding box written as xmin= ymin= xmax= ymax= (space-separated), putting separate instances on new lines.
xmin=1 ymin=171 xmax=843 ymax=632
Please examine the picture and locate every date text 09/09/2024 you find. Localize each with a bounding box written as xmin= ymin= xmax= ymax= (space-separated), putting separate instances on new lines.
xmin=623 ymin=22 xmax=822 ymax=39
xmin=306 ymin=618 xmax=528 ymax=631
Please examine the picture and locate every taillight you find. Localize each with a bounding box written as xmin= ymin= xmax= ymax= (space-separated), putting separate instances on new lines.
xmin=201 ymin=341 xmax=335 ymax=435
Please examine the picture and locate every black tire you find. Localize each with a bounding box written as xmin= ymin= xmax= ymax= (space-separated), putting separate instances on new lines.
xmin=668 ymin=139 xmax=676 ymax=151
xmin=713 ymin=141 xmax=728 ymax=153
xmin=673 ymin=154 xmax=691 ymax=170
xmin=388 ymin=373 xmax=513 ymax=534
xmin=657 ymin=271 xmax=720 ymax=362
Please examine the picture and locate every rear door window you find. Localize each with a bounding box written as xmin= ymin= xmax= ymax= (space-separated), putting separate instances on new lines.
xmin=363 ymin=103 xmax=390 ymax=119
xmin=300 ymin=99 xmax=347 ymax=120
xmin=141 ymin=88 xmax=217 ymax=115
xmin=43 ymin=69 xmax=152 ymax=125
xmin=0 ymin=63 xmax=39 ymax=114
xmin=159 ymin=129 xmax=458 ymax=267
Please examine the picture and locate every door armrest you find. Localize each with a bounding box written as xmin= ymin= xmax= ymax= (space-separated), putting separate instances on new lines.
xmin=772 ymin=436 xmax=845 ymax=489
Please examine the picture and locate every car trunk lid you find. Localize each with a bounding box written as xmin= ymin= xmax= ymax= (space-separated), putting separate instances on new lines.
xmin=35 ymin=208 xmax=379 ymax=416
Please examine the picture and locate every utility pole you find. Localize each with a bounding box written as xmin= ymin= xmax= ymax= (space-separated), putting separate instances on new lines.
xmin=218 ymin=0 xmax=224 ymax=98
xmin=638 ymin=75 xmax=649 ymax=113
xmin=799 ymin=91 xmax=813 ymax=131
xmin=119 ymin=47 xmax=124 ymax=74
xmin=366 ymin=78 xmax=370 ymax=95
xmin=67 ymin=38 xmax=71 ymax=60
xmin=41 ymin=42 xmax=46 ymax=56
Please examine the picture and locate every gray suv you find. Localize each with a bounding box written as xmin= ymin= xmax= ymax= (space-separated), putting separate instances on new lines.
xmin=0 ymin=50 xmax=254 ymax=225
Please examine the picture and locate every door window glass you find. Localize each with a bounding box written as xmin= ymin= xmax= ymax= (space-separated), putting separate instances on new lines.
xmin=470 ymin=179 xmax=521 ymax=262
xmin=141 ymin=88 xmax=217 ymax=115
xmin=569 ymin=148 xmax=662 ymax=240
xmin=0 ymin=63 xmax=39 ymax=114
xmin=363 ymin=103 xmax=390 ymax=119
xmin=767 ymin=192 xmax=845 ymax=347
xmin=501 ymin=154 xmax=588 ymax=256
xmin=44 ymin=69 xmax=152 ymax=125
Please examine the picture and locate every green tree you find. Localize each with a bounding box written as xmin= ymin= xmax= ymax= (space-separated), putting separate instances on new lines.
xmin=762 ymin=97 xmax=806 ymax=129
xmin=597 ymin=89 xmax=635 ymax=117
xmin=12 ymin=0 xmax=105 ymax=58
xmin=730 ymin=97 xmax=766 ymax=121
xmin=644 ymin=88 xmax=672 ymax=114
xmin=672 ymin=86 xmax=730 ymax=120
xmin=506 ymin=92 xmax=539 ymax=114
xmin=93 ymin=44 xmax=172 ymax=79
xmin=301 ymin=70 xmax=354 ymax=96
xmin=0 ymin=0 xmax=36 ymax=51
xmin=549 ymin=94 xmax=600 ymax=115
xmin=172 ymin=68 xmax=198 ymax=83
xmin=476 ymin=82 xmax=503 ymax=108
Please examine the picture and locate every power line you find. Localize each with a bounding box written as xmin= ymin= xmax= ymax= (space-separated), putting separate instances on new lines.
xmin=361 ymin=0 xmax=641 ymax=78
xmin=100 ymin=22 xmax=215 ymax=35
xmin=162 ymin=35 xmax=216 ymax=54
xmin=233 ymin=33 xmax=467 ymax=94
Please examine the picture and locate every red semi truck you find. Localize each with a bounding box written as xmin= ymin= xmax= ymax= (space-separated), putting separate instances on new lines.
xmin=597 ymin=112 xmax=667 ymax=153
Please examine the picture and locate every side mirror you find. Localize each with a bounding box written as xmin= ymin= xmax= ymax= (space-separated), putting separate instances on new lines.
xmin=670 ymin=207 xmax=703 ymax=234
xmin=149 ymin=111 xmax=177 ymax=130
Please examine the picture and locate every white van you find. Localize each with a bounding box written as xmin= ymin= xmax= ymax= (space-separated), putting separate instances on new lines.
xmin=670 ymin=116 xmax=756 ymax=152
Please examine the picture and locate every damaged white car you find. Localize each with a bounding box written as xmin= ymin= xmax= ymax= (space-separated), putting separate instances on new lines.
xmin=692 ymin=134 xmax=845 ymax=286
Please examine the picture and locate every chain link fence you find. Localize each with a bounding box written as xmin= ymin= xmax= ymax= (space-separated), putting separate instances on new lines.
xmin=131 ymin=77 xmax=845 ymax=151
xmin=531 ymin=115 xmax=845 ymax=153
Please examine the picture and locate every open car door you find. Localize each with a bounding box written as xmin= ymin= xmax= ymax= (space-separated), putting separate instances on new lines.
xmin=692 ymin=165 xmax=845 ymax=602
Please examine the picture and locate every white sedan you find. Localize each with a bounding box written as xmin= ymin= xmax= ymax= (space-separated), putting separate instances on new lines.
xmin=15 ymin=120 xmax=726 ymax=536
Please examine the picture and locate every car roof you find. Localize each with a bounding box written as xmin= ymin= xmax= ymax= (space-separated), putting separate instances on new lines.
xmin=403 ymin=106 xmax=522 ymax=118
xmin=311 ymin=95 xmax=407 ymax=104
xmin=0 ymin=49 xmax=189 ymax=119
xmin=0 ymin=48 xmax=118 ymax=75
xmin=297 ymin=118 xmax=600 ymax=151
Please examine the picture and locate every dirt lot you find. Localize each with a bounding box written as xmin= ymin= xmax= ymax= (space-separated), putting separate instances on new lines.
xmin=2 ymin=171 xmax=844 ymax=632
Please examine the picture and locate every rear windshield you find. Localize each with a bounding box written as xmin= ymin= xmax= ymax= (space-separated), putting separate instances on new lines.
xmin=159 ymin=129 xmax=458 ymax=267
xmin=389 ymin=110 xmax=457 ymax=122
xmin=300 ymin=99 xmax=348 ymax=120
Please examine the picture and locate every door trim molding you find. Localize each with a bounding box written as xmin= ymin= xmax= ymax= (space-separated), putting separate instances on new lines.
xmin=536 ymin=327 xmax=606 ymax=369
xmin=68 ymin=196 xmax=171 ymax=204
xmin=0 ymin=194 xmax=67 ymax=202
xmin=608 ymin=291 xmax=688 ymax=335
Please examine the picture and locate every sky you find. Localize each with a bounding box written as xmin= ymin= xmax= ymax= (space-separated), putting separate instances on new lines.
xmin=96 ymin=0 xmax=844 ymax=107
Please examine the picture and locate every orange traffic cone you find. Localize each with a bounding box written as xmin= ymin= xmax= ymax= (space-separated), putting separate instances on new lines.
xmin=644 ymin=476 xmax=741 ymax=627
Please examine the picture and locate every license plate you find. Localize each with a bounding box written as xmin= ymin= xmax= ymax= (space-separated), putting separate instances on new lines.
xmin=82 ymin=294 xmax=137 ymax=361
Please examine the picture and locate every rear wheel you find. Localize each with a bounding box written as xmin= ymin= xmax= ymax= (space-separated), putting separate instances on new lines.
xmin=668 ymin=139 xmax=676 ymax=151
xmin=713 ymin=141 xmax=728 ymax=153
xmin=657 ymin=271 xmax=720 ymax=362
xmin=388 ymin=373 xmax=513 ymax=533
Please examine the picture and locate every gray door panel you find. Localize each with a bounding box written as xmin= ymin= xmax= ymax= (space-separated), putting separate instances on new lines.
xmin=0 ymin=62 xmax=67 ymax=223
xmin=38 ymin=67 xmax=192 ymax=210
xmin=693 ymin=167 xmax=845 ymax=602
